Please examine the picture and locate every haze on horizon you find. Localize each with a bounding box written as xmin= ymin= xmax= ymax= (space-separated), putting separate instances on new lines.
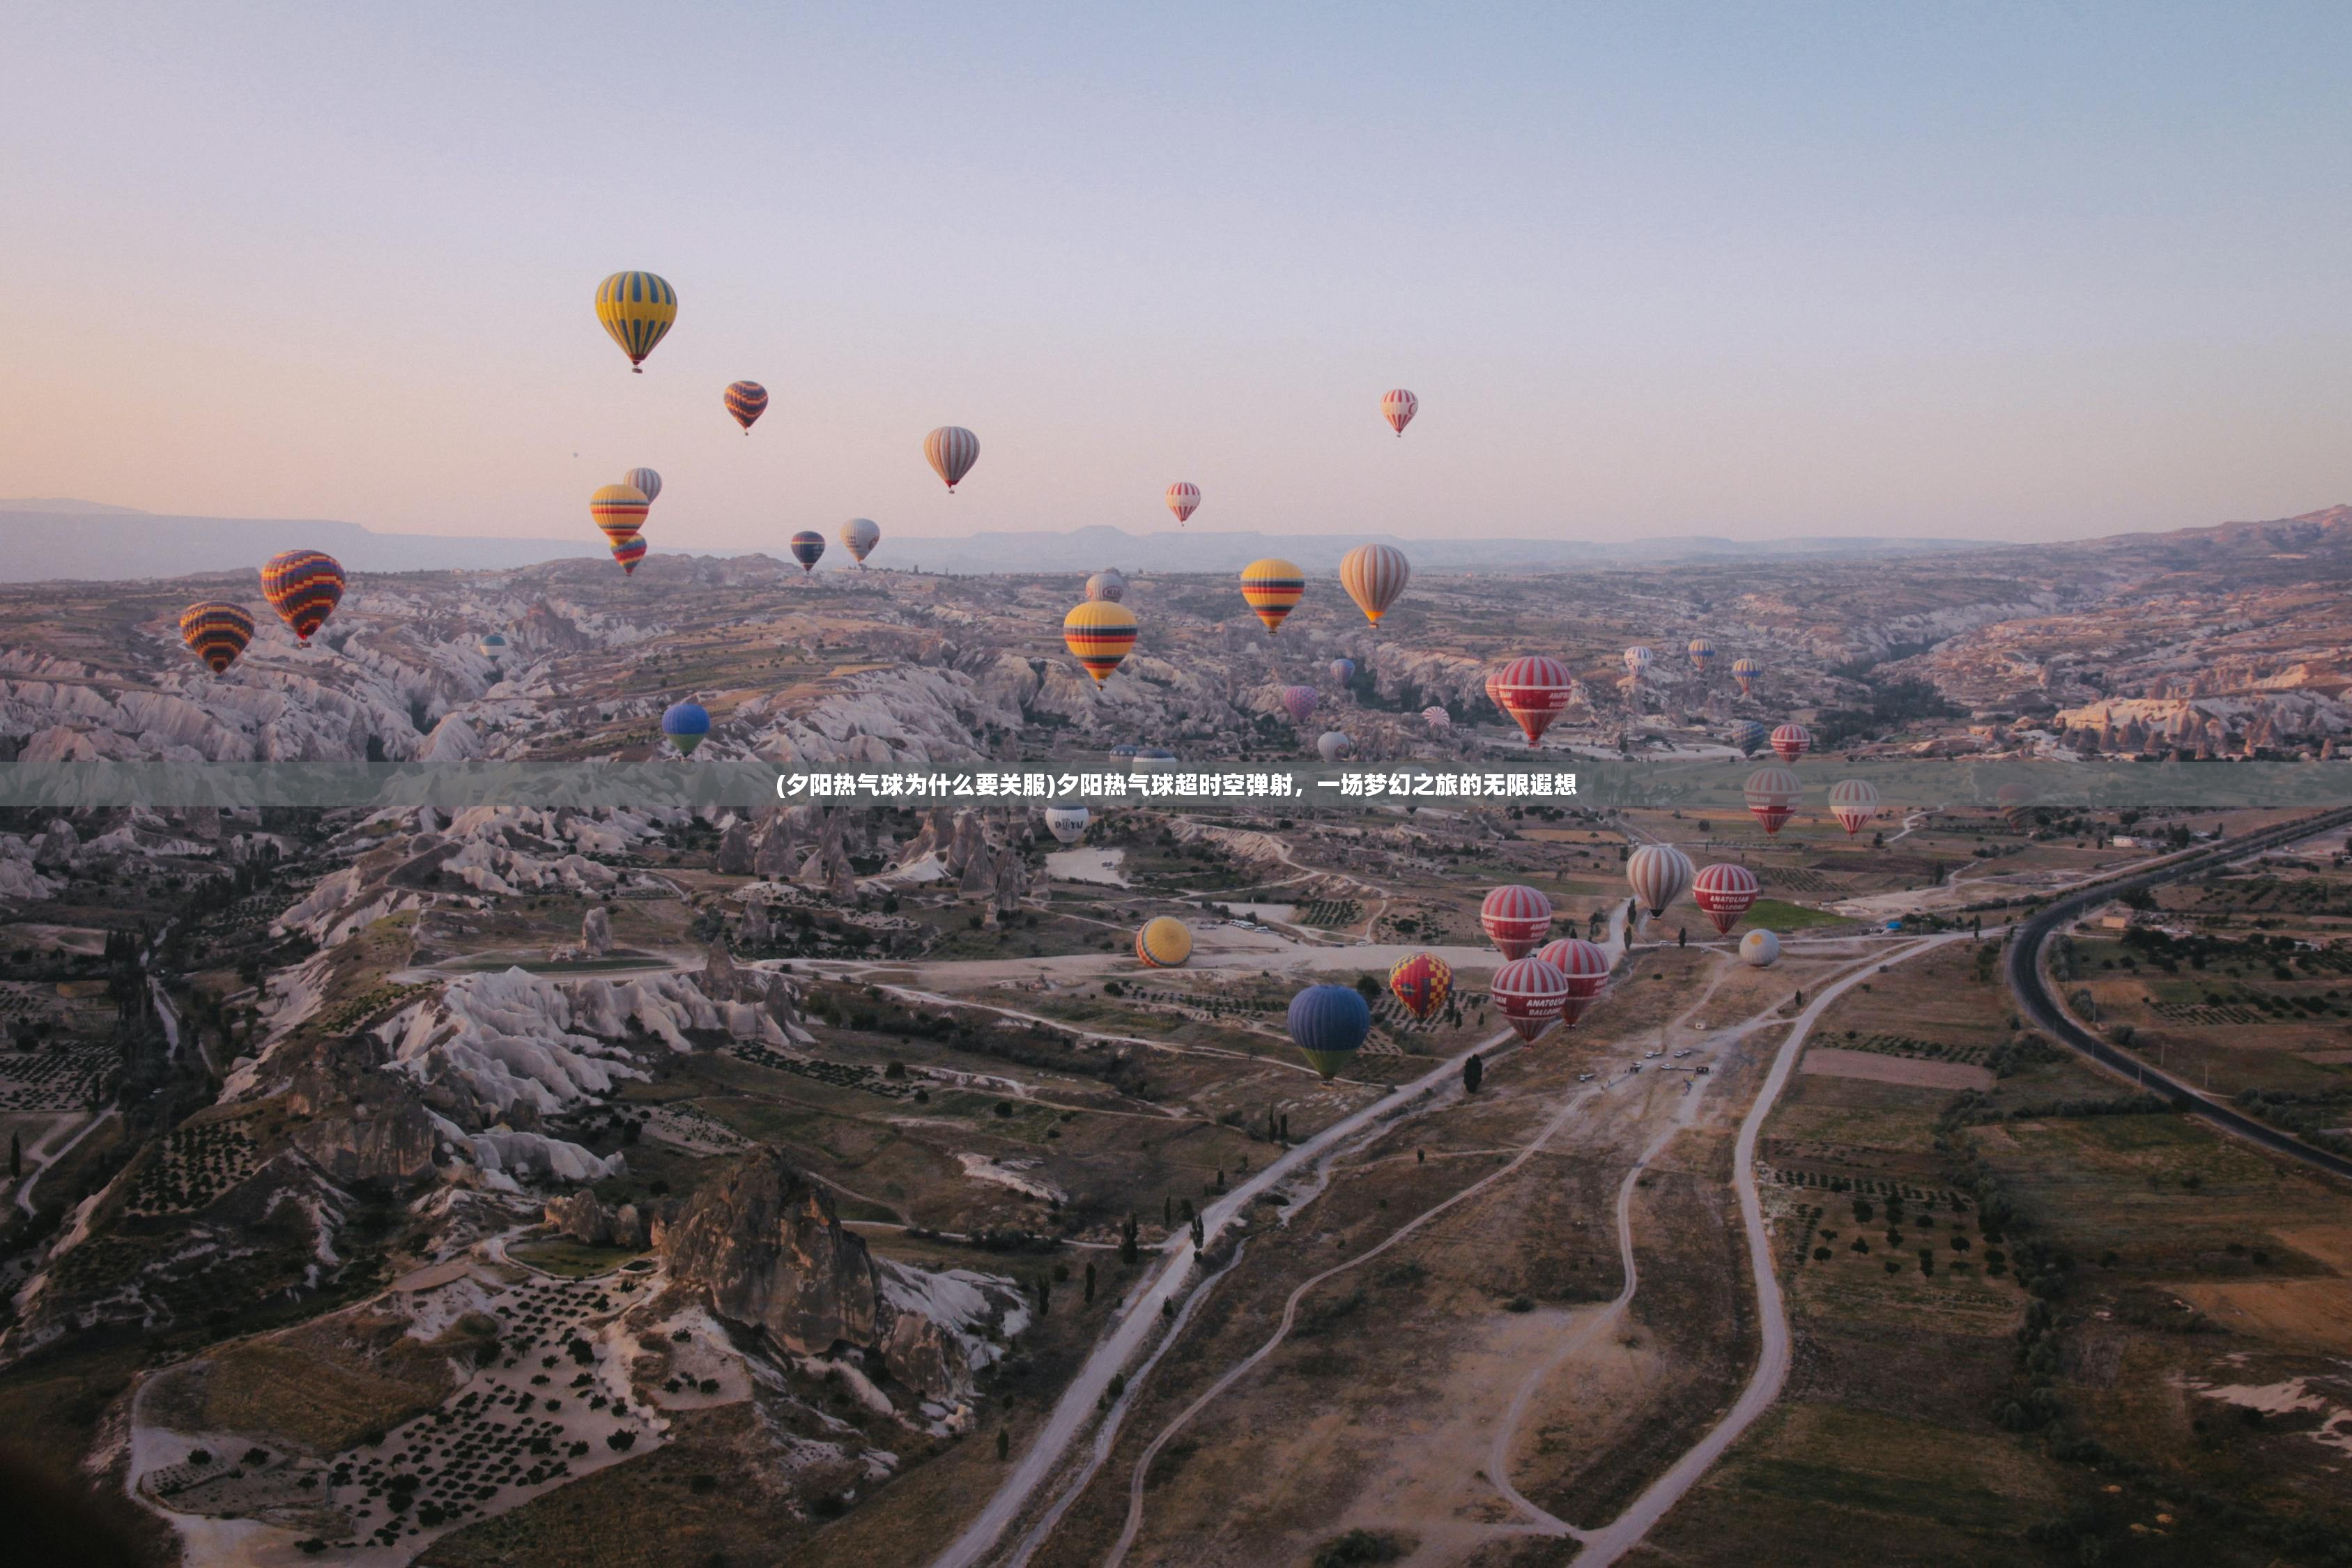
xmin=3 ymin=2 xmax=2347 ymax=552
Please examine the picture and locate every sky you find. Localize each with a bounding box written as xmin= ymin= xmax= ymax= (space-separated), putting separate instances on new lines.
xmin=3 ymin=1 xmax=2349 ymax=548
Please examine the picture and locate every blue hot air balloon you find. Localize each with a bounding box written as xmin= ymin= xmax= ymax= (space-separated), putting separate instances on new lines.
xmin=661 ymin=701 xmax=712 ymax=756
xmin=1287 ymin=984 xmax=1371 ymax=1080
xmin=1730 ymin=719 xmax=1767 ymax=756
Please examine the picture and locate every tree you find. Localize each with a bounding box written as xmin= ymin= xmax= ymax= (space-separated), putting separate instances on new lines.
xmin=1084 ymin=1262 xmax=1096 ymax=1304
xmin=1190 ymin=1213 xmax=1206 ymax=1250
xmin=1355 ymin=974 xmax=1380 ymax=999
xmin=1033 ymin=1275 xmax=1050 ymax=1317
xmin=7 ymin=1131 xmax=16 ymax=1179
xmin=1463 ymin=1054 xmax=1484 ymax=1094
xmin=1119 ymin=1214 xmax=1139 ymax=1266
xmin=996 ymin=1428 xmax=1010 ymax=1461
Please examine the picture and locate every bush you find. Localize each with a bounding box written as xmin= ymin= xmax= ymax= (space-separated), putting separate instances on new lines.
xmin=607 ymin=1431 xmax=637 ymax=1452
xmin=1313 ymin=1530 xmax=1408 ymax=1567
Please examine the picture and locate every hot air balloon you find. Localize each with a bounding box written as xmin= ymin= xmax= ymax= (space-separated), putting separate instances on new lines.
xmin=1330 ymin=658 xmax=1356 ymax=686
xmin=925 ymin=426 xmax=981 ymax=491
xmin=477 ymin=631 xmax=507 ymax=661
xmin=179 ymin=602 xmax=254 ymax=674
xmin=594 ymin=270 xmax=676 ymax=371
xmin=1691 ymin=863 xmax=1760 ymax=935
xmin=1623 ymin=645 xmax=1653 ymax=679
xmin=1422 ymin=705 xmax=1452 ymax=732
xmin=1732 ymin=656 xmax=1762 ymax=698
xmin=1740 ymin=929 xmax=1781 ymax=969
xmin=1166 ymin=482 xmax=1199 ymax=524
xmin=1288 ymin=984 xmax=1371 ymax=1079
xmin=1133 ymin=747 xmax=1178 ymax=772
xmin=1480 ymin=884 xmax=1553 ymax=959
xmin=841 ymin=518 xmax=880 ymax=565
xmin=1744 ymin=767 xmax=1802 ymax=836
xmin=1488 ymin=655 xmax=1573 ymax=748
xmin=1136 ymin=916 xmax=1194 ymax=969
xmin=1627 ymin=843 xmax=1695 ymax=918
xmin=1829 ymin=778 xmax=1880 ymax=837
xmin=661 ymin=701 xmax=711 ymax=756
xmin=1996 ymin=783 xmax=2037 ymax=825
xmin=1688 ymin=637 xmax=1716 ymax=673
xmin=611 ymin=535 xmax=647 ymax=574
xmin=1730 ymin=719 xmax=1767 ymax=756
xmin=1084 ymin=569 xmax=1128 ymax=604
xmin=725 ymin=381 xmax=768 ymax=433
xmin=1280 ymin=685 xmax=1319 ymax=725
xmin=788 ymin=531 xmax=826 ymax=574
xmin=623 ymin=467 xmax=663 ymax=505
xmin=1491 ymin=957 xmax=1569 ymax=1043
xmin=1380 ymin=388 xmax=1418 ymax=436
xmin=1316 ymin=730 xmax=1354 ymax=763
xmin=590 ymin=484 xmax=650 ymax=546
xmin=1535 ymin=937 xmax=1611 ymax=1026
xmin=1388 ymin=953 xmax=1454 ymax=1024
xmin=1239 ymin=558 xmax=1305 ymax=634
xmin=1339 ymin=543 xmax=1410 ymax=627
xmin=1770 ymin=723 xmax=1812 ymax=762
xmin=1063 ymin=601 xmax=1138 ymax=684
xmin=1109 ymin=744 xmax=1140 ymax=760
xmin=1044 ymin=804 xmax=1090 ymax=845
xmin=260 ymin=550 xmax=346 ymax=644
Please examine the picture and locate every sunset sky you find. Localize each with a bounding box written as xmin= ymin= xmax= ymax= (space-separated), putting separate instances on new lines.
xmin=6 ymin=3 xmax=2348 ymax=546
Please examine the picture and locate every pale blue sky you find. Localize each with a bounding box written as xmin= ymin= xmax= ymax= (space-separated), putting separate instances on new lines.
xmin=4 ymin=2 xmax=2347 ymax=546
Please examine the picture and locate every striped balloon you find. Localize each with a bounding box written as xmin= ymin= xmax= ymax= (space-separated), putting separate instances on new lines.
xmin=1489 ymin=654 xmax=1573 ymax=748
xmin=725 ymin=381 xmax=769 ymax=433
xmin=1692 ymin=863 xmax=1761 ymax=935
xmin=1288 ymin=984 xmax=1371 ymax=1079
xmin=1535 ymin=937 xmax=1611 ymax=1026
xmin=1166 ymin=482 xmax=1200 ymax=523
xmin=1627 ymin=843 xmax=1695 ymax=917
xmin=1491 ymin=957 xmax=1569 ymax=1043
xmin=1688 ymin=636 xmax=1716 ymax=672
xmin=1238 ymin=558 xmax=1305 ymax=634
xmin=1732 ymin=656 xmax=1763 ymax=696
xmin=610 ymin=535 xmax=647 ymax=575
xmin=260 ymin=550 xmax=346 ymax=644
xmin=841 ymin=517 xmax=880 ymax=564
xmin=1480 ymin=883 xmax=1553 ymax=959
xmin=1381 ymin=388 xmax=1418 ymax=436
xmin=1744 ymin=767 xmax=1803 ymax=836
xmin=925 ymin=426 xmax=981 ymax=491
xmin=1388 ymin=952 xmax=1453 ymax=1023
xmin=1770 ymin=723 xmax=1812 ymax=762
xmin=1084 ymin=569 xmax=1127 ymax=604
xmin=1730 ymin=718 xmax=1767 ymax=755
xmin=1135 ymin=916 xmax=1193 ymax=968
xmin=1623 ymin=645 xmax=1653 ymax=678
xmin=594 ymin=271 xmax=677 ymax=371
xmin=1330 ymin=658 xmax=1355 ymax=685
xmin=179 ymin=601 xmax=254 ymax=675
xmin=590 ymin=484 xmax=650 ymax=545
xmin=1063 ymin=601 xmax=1138 ymax=684
xmin=1829 ymin=778 xmax=1880 ymax=837
xmin=622 ymin=467 xmax=663 ymax=505
xmin=788 ymin=531 xmax=825 ymax=574
xmin=1339 ymin=542 xmax=1410 ymax=626
xmin=1422 ymin=705 xmax=1452 ymax=731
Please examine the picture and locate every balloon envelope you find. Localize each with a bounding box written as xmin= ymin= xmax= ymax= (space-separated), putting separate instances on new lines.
xmin=1730 ymin=719 xmax=1767 ymax=755
xmin=1480 ymin=884 xmax=1553 ymax=958
xmin=180 ymin=601 xmax=254 ymax=674
xmin=1316 ymin=730 xmax=1354 ymax=763
xmin=594 ymin=271 xmax=676 ymax=370
xmin=1688 ymin=637 xmax=1716 ymax=671
xmin=1166 ymin=482 xmax=1199 ymax=523
xmin=1388 ymin=952 xmax=1454 ymax=1023
xmin=1380 ymin=388 xmax=1418 ymax=435
xmin=1829 ymin=778 xmax=1880 ymax=836
xmin=1330 ymin=658 xmax=1356 ymax=685
xmin=1692 ymin=863 xmax=1760 ymax=935
xmin=590 ymin=484 xmax=650 ymax=545
xmin=1064 ymin=601 xmax=1138 ymax=684
xmin=1732 ymin=656 xmax=1763 ymax=695
xmin=724 ymin=381 xmax=769 ymax=431
xmin=1135 ymin=916 xmax=1193 ymax=969
xmin=841 ymin=517 xmax=880 ymax=562
xmin=1280 ymin=685 xmax=1319 ymax=724
xmin=622 ymin=467 xmax=663 ymax=505
xmin=260 ymin=551 xmax=346 ymax=644
xmin=1770 ymin=723 xmax=1812 ymax=762
xmin=1288 ymin=984 xmax=1371 ymax=1078
xmin=1489 ymin=655 xmax=1573 ymax=748
xmin=1339 ymin=542 xmax=1410 ymax=625
xmin=1422 ymin=705 xmax=1452 ymax=731
xmin=610 ymin=535 xmax=647 ymax=574
xmin=1491 ymin=957 xmax=1570 ymax=1043
xmin=1627 ymin=843 xmax=1695 ymax=917
xmin=1084 ymin=569 xmax=1128 ymax=604
xmin=1044 ymin=804 xmax=1090 ymax=845
xmin=1623 ymin=645 xmax=1653 ymax=677
xmin=1744 ymin=767 xmax=1802 ymax=835
xmin=661 ymin=701 xmax=711 ymax=755
xmin=1534 ymin=937 xmax=1611 ymax=1025
xmin=1741 ymin=929 xmax=1781 ymax=968
xmin=788 ymin=531 xmax=825 ymax=573
xmin=925 ymin=426 xmax=981 ymax=491
xmin=1239 ymin=558 xmax=1305 ymax=634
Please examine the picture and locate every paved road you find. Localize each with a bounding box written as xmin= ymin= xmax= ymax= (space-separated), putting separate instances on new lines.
xmin=2006 ymin=806 xmax=2352 ymax=1184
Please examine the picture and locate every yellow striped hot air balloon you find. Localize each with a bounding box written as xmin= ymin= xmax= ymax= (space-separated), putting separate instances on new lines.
xmin=1063 ymin=601 xmax=1137 ymax=684
xmin=590 ymin=484 xmax=650 ymax=547
xmin=1135 ymin=917 xmax=1193 ymax=968
xmin=1239 ymin=558 xmax=1305 ymax=634
xmin=179 ymin=602 xmax=254 ymax=675
xmin=594 ymin=271 xmax=677 ymax=371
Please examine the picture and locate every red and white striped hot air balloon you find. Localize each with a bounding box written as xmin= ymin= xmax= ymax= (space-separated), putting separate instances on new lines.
xmin=1479 ymin=884 xmax=1553 ymax=959
xmin=1381 ymin=388 xmax=1418 ymax=436
xmin=1166 ymin=482 xmax=1200 ymax=524
xmin=1744 ymin=767 xmax=1803 ymax=836
xmin=1829 ymin=778 xmax=1880 ymax=837
xmin=1691 ymin=863 xmax=1761 ymax=935
xmin=1535 ymin=937 xmax=1611 ymax=1027
xmin=1491 ymin=956 xmax=1569 ymax=1043
xmin=1626 ymin=843 xmax=1694 ymax=918
xmin=1488 ymin=655 xmax=1573 ymax=748
xmin=1770 ymin=723 xmax=1812 ymax=762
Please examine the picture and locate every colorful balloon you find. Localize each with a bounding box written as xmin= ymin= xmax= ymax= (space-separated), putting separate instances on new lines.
xmin=1732 ymin=656 xmax=1762 ymax=698
xmin=1380 ymin=388 xmax=1419 ymax=436
xmin=1239 ymin=558 xmax=1305 ymax=634
xmin=611 ymin=535 xmax=647 ymax=574
xmin=1491 ymin=956 xmax=1569 ymax=1043
xmin=1730 ymin=719 xmax=1767 ymax=756
xmin=725 ymin=381 xmax=768 ymax=433
xmin=661 ymin=701 xmax=711 ymax=756
xmin=1166 ymin=482 xmax=1199 ymax=524
xmin=1044 ymin=804 xmax=1090 ymax=845
xmin=1085 ymin=569 xmax=1128 ymax=604
xmin=594 ymin=270 xmax=676 ymax=371
xmin=1627 ymin=843 xmax=1695 ymax=917
xmin=1388 ymin=952 xmax=1454 ymax=1023
xmin=1744 ymin=766 xmax=1802 ymax=836
xmin=1339 ymin=542 xmax=1410 ymax=626
xmin=925 ymin=426 xmax=981 ymax=491
xmin=1623 ymin=645 xmax=1653 ymax=679
xmin=622 ymin=467 xmax=663 ymax=505
xmin=789 ymin=531 xmax=826 ymax=574
xmin=1422 ymin=705 xmax=1452 ymax=732
xmin=260 ymin=550 xmax=346 ymax=644
xmin=1135 ymin=916 xmax=1193 ymax=968
xmin=1288 ymin=984 xmax=1371 ymax=1079
xmin=1770 ymin=723 xmax=1812 ymax=762
xmin=841 ymin=517 xmax=880 ymax=564
xmin=1280 ymin=685 xmax=1320 ymax=724
xmin=1534 ymin=938 xmax=1611 ymax=1027
xmin=1740 ymin=928 xmax=1781 ymax=968
xmin=1829 ymin=778 xmax=1880 ymax=837
xmin=590 ymin=484 xmax=650 ymax=546
xmin=1691 ymin=863 xmax=1760 ymax=935
xmin=1063 ymin=601 xmax=1138 ymax=684
xmin=1488 ymin=655 xmax=1573 ymax=748
xmin=179 ymin=601 xmax=254 ymax=675
xmin=1480 ymin=884 xmax=1553 ymax=959
xmin=1316 ymin=730 xmax=1353 ymax=763
xmin=1688 ymin=637 xmax=1716 ymax=673
xmin=1330 ymin=658 xmax=1356 ymax=686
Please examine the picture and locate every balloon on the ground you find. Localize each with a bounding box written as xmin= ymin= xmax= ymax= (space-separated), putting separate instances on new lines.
xmin=1085 ymin=569 xmax=1128 ymax=603
xmin=1316 ymin=730 xmax=1353 ymax=763
xmin=1135 ymin=916 xmax=1193 ymax=968
xmin=1692 ymin=863 xmax=1761 ymax=935
xmin=594 ymin=271 xmax=676 ymax=371
xmin=1381 ymin=388 xmax=1419 ymax=436
xmin=1239 ymin=558 xmax=1305 ymax=633
xmin=724 ymin=381 xmax=768 ymax=433
xmin=610 ymin=535 xmax=647 ymax=574
xmin=1339 ymin=542 xmax=1410 ymax=625
xmin=623 ymin=468 xmax=663 ymax=505
xmin=1491 ymin=956 xmax=1569 ymax=1043
xmin=1829 ymin=778 xmax=1880 ymax=836
xmin=1288 ymin=983 xmax=1371 ymax=1078
xmin=180 ymin=602 xmax=254 ymax=674
xmin=1480 ymin=884 xmax=1553 ymax=959
xmin=1166 ymin=482 xmax=1199 ymax=523
xmin=661 ymin=701 xmax=710 ymax=755
xmin=1330 ymin=658 xmax=1355 ymax=685
xmin=1732 ymin=656 xmax=1762 ymax=697
xmin=1770 ymin=723 xmax=1812 ymax=762
xmin=925 ymin=426 xmax=981 ymax=491
xmin=1043 ymin=804 xmax=1090 ymax=845
xmin=1535 ymin=937 xmax=1611 ymax=1026
xmin=1740 ymin=929 xmax=1781 ymax=968
xmin=590 ymin=484 xmax=650 ymax=545
xmin=841 ymin=517 xmax=880 ymax=564
xmin=1744 ymin=766 xmax=1802 ymax=836
xmin=1488 ymin=655 xmax=1573 ymax=748
xmin=1063 ymin=601 xmax=1138 ymax=684
xmin=1388 ymin=952 xmax=1454 ymax=1023
xmin=1730 ymin=718 xmax=1767 ymax=755
xmin=1688 ymin=637 xmax=1716 ymax=672
xmin=1280 ymin=685 xmax=1319 ymax=724
xmin=1422 ymin=705 xmax=1452 ymax=732
xmin=788 ymin=531 xmax=826 ymax=574
xmin=1627 ymin=843 xmax=1695 ymax=916
xmin=1133 ymin=746 xmax=1177 ymax=771
xmin=261 ymin=550 xmax=346 ymax=644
